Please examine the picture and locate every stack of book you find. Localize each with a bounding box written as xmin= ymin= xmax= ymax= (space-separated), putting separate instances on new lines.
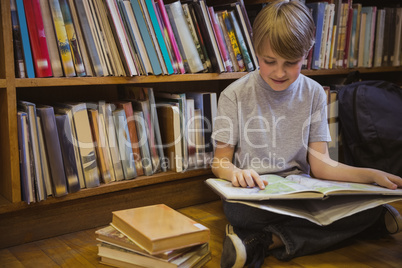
xmin=95 ymin=204 xmax=211 ymax=267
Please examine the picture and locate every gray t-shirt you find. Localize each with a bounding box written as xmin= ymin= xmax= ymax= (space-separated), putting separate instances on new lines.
xmin=211 ymin=69 xmax=331 ymax=176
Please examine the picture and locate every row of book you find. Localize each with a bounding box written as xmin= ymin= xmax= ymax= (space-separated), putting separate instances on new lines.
xmin=10 ymin=0 xmax=257 ymax=78
xmin=96 ymin=204 xmax=211 ymax=267
xmin=305 ymin=1 xmax=402 ymax=70
xmin=17 ymin=87 xmax=218 ymax=204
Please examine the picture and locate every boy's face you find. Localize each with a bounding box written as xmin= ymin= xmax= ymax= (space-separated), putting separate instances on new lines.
xmin=257 ymin=41 xmax=304 ymax=91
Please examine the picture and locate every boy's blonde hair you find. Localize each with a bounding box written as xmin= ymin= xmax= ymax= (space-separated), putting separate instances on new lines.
xmin=252 ymin=0 xmax=315 ymax=60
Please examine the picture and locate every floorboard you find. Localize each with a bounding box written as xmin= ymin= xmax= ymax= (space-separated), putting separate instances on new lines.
xmin=2 ymin=200 xmax=402 ymax=267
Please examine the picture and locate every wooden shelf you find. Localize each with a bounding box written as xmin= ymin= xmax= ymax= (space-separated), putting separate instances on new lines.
xmin=14 ymin=66 xmax=402 ymax=88
xmin=0 ymin=168 xmax=213 ymax=214
xmin=0 ymin=79 xmax=6 ymax=88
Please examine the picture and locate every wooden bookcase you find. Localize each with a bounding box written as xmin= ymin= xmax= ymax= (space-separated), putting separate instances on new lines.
xmin=0 ymin=0 xmax=401 ymax=249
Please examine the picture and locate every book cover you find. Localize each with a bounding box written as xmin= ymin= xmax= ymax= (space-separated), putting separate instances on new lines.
xmin=115 ymin=101 xmax=144 ymax=176
xmin=306 ymin=2 xmax=327 ymax=70
xmin=23 ymin=0 xmax=52 ymax=77
xmin=111 ymin=204 xmax=210 ymax=255
xmin=335 ymin=2 xmax=349 ymax=68
xmin=17 ymin=111 xmax=36 ymax=204
xmin=130 ymin=0 xmax=162 ymax=75
xmin=112 ymin=109 xmax=137 ymax=180
xmin=15 ymin=0 xmax=35 ymax=78
xmin=157 ymin=104 xmax=183 ymax=172
xmin=361 ymin=6 xmax=374 ymax=67
xmin=373 ymin=9 xmax=386 ymax=67
xmin=59 ymin=0 xmax=86 ymax=76
xmin=217 ymin=11 xmax=238 ymax=72
xmin=55 ymin=113 xmax=81 ymax=193
xmin=48 ymin=0 xmax=76 ymax=77
xmin=18 ymin=101 xmax=46 ymax=201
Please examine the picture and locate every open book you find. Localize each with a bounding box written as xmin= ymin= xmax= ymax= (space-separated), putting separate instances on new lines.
xmin=206 ymin=174 xmax=402 ymax=200
xmin=206 ymin=174 xmax=402 ymax=226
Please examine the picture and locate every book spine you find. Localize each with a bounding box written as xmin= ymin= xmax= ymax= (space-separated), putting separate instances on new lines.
xmin=15 ymin=0 xmax=35 ymax=78
xmin=222 ymin=11 xmax=245 ymax=72
xmin=49 ymin=0 xmax=76 ymax=77
xmin=133 ymin=111 xmax=153 ymax=176
xmin=23 ymin=0 xmax=52 ymax=77
xmin=59 ymin=0 xmax=86 ymax=76
xmin=10 ymin=0 xmax=26 ymax=78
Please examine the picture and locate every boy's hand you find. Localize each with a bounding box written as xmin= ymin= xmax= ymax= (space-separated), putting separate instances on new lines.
xmin=368 ymin=169 xmax=402 ymax=190
xmin=231 ymin=169 xmax=268 ymax=190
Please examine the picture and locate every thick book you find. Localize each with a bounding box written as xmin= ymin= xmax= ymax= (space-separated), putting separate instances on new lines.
xmin=95 ymin=225 xmax=198 ymax=260
xmin=55 ymin=113 xmax=81 ymax=193
xmin=23 ymin=0 xmax=52 ymax=77
xmin=133 ymin=111 xmax=153 ymax=176
xmin=36 ymin=105 xmax=69 ymax=197
xmin=36 ymin=116 xmax=53 ymax=197
xmin=111 ymin=204 xmax=210 ymax=255
xmin=206 ymin=174 xmax=402 ymax=200
xmin=98 ymin=241 xmax=210 ymax=268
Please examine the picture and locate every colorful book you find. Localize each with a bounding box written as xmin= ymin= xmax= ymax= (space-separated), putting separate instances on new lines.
xmin=208 ymin=7 xmax=232 ymax=72
xmin=111 ymin=204 xmax=210 ymax=255
xmin=59 ymin=0 xmax=86 ymax=76
xmin=144 ymin=0 xmax=174 ymax=74
xmin=155 ymin=0 xmax=185 ymax=74
xmin=48 ymin=0 xmax=76 ymax=77
xmin=222 ymin=10 xmax=246 ymax=71
xmin=23 ymin=0 xmax=52 ymax=77
xmin=10 ymin=0 xmax=26 ymax=78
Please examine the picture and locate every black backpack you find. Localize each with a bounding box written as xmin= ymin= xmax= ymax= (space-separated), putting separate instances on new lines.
xmin=337 ymin=80 xmax=402 ymax=177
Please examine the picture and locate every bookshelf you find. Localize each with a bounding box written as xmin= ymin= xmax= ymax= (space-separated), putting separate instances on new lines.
xmin=0 ymin=0 xmax=401 ymax=249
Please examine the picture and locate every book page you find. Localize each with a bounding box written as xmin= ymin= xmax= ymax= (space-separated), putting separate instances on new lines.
xmin=285 ymin=175 xmax=402 ymax=196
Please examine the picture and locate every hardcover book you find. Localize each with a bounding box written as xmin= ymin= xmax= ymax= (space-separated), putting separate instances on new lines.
xmin=111 ymin=204 xmax=210 ymax=255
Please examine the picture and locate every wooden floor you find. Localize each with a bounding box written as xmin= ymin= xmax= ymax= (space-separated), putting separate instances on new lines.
xmin=1 ymin=200 xmax=402 ymax=268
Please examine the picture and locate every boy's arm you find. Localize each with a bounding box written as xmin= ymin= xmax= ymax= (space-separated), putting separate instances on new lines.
xmin=212 ymin=141 xmax=267 ymax=189
xmin=308 ymin=141 xmax=402 ymax=189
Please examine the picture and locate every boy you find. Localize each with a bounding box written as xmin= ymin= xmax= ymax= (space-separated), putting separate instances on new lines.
xmin=211 ymin=1 xmax=402 ymax=267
